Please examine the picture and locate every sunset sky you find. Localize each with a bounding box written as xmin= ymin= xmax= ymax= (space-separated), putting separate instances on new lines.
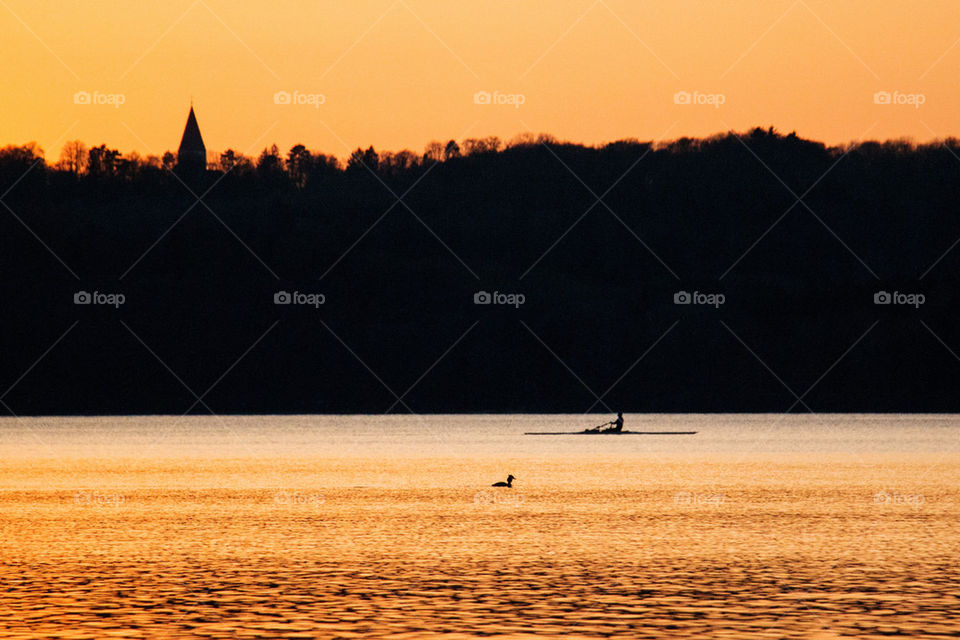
xmin=2 ymin=0 xmax=959 ymax=161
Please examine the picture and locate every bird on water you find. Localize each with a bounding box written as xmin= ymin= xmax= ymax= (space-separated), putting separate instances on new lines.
xmin=492 ymin=474 xmax=515 ymax=487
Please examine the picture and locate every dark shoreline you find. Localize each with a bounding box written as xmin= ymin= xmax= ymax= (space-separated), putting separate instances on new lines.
xmin=3 ymin=128 xmax=958 ymax=414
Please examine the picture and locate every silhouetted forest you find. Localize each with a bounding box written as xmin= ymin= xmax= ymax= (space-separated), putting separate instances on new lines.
xmin=2 ymin=127 xmax=959 ymax=414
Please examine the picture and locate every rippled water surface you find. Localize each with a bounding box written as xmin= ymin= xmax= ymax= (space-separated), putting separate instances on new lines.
xmin=1 ymin=414 xmax=958 ymax=638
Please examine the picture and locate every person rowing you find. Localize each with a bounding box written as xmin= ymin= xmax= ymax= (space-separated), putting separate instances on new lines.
xmin=586 ymin=412 xmax=624 ymax=433
xmin=606 ymin=412 xmax=624 ymax=433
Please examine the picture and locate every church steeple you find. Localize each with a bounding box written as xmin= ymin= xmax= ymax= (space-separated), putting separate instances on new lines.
xmin=176 ymin=104 xmax=206 ymax=178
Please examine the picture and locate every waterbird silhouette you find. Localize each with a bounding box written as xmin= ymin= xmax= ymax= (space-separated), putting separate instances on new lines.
xmin=492 ymin=474 xmax=515 ymax=487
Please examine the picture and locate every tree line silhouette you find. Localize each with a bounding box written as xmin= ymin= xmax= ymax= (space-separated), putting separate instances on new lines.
xmin=13 ymin=133 xmax=541 ymax=182
xmin=1 ymin=127 xmax=959 ymax=414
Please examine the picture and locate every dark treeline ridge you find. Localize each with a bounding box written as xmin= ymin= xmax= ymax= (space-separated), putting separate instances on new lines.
xmin=2 ymin=127 xmax=960 ymax=415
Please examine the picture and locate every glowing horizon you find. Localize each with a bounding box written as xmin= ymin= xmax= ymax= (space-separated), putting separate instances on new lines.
xmin=2 ymin=0 xmax=959 ymax=161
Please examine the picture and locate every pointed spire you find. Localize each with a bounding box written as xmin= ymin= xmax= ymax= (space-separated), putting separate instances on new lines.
xmin=177 ymin=103 xmax=206 ymax=178
xmin=178 ymin=105 xmax=205 ymax=157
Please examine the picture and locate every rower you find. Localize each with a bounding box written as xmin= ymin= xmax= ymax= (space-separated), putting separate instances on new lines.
xmin=606 ymin=412 xmax=624 ymax=433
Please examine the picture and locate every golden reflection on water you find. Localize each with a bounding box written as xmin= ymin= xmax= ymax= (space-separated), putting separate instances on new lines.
xmin=1 ymin=416 xmax=958 ymax=638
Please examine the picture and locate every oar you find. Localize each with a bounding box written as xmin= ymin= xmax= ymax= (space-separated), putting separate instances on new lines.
xmin=585 ymin=421 xmax=613 ymax=431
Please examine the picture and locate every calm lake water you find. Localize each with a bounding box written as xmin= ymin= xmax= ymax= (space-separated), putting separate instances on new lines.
xmin=1 ymin=414 xmax=958 ymax=639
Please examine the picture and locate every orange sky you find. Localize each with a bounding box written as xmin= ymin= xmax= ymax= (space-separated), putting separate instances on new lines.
xmin=2 ymin=0 xmax=959 ymax=161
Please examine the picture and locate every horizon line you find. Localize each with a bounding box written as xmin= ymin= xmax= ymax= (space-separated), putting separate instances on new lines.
xmin=6 ymin=126 xmax=960 ymax=164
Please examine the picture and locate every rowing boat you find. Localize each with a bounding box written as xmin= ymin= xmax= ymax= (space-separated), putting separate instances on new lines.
xmin=524 ymin=430 xmax=698 ymax=435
